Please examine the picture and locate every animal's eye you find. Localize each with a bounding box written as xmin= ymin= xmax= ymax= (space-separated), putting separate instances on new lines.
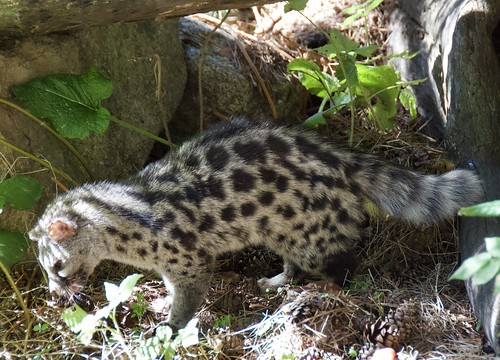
xmin=53 ymin=260 xmax=63 ymax=272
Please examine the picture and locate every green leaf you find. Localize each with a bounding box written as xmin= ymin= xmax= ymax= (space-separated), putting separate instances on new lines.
xmin=327 ymin=29 xmax=359 ymax=55
xmin=287 ymin=59 xmax=340 ymax=99
xmin=472 ymin=258 xmax=500 ymax=286
xmin=459 ymin=200 xmax=500 ymax=217
xmin=342 ymin=0 xmax=384 ymax=27
xmin=61 ymin=305 xmax=88 ymax=333
xmin=485 ymin=237 xmax=500 ymax=257
xmin=284 ymin=0 xmax=308 ymax=12
xmin=0 ymin=231 xmax=29 ymax=268
xmin=449 ymin=252 xmax=492 ymax=281
xmin=355 ymin=45 xmax=379 ymax=58
xmin=399 ymin=87 xmax=417 ymax=119
xmin=0 ymin=176 xmax=43 ymax=210
xmin=174 ymin=318 xmax=199 ymax=348
xmin=104 ymin=273 xmax=143 ymax=311
xmin=355 ymin=64 xmax=399 ymax=129
xmin=303 ymin=112 xmax=327 ymax=128
xmin=495 ymin=275 xmax=500 ymax=295
xmin=12 ymin=67 xmax=113 ymax=138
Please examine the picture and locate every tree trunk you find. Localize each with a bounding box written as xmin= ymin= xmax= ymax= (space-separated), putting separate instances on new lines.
xmin=0 ymin=0 xmax=279 ymax=41
xmin=389 ymin=0 xmax=500 ymax=354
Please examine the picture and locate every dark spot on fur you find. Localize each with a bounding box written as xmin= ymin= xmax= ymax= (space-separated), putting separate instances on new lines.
xmin=150 ymin=240 xmax=158 ymax=252
xmin=138 ymin=248 xmax=148 ymax=257
xmin=185 ymin=154 xmax=200 ymax=168
xmin=206 ymin=145 xmax=230 ymax=171
xmin=178 ymin=205 xmax=196 ymax=222
xmin=205 ymin=176 xmax=226 ymax=200
xmin=279 ymin=204 xmax=296 ymax=219
xmin=221 ymin=205 xmax=236 ymax=222
xmin=106 ymin=226 xmax=119 ymax=235
xmin=232 ymin=168 xmax=256 ymax=192
xmin=258 ymin=191 xmax=274 ymax=206
xmin=241 ymin=202 xmax=257 ymax=216
xmin=156 ymin=172 xmax=180 ymax=184
xmin=116 ymin=245 xmax=126 ymax=253
xmin=184 ymin=185 xmax=201 ymax=204
xmin=171 ymin=227 xmax=197 ymax=251
xmin=163 ymin=241 xmax=180 ymax=254
xmin=311 ymin=196 xmax=328 ymax=211
xmin=233 ymin=140 xmax=266 ymax=162
xmin=259 ymin=167 xmax=277 ymax=183
xmin=276 ymin=175 xmax=289 ymax=192
xmin=267 ymin=135 xmax=291 ymax=156
xmin=280 ymin=159 xmax=307 ymax=180
xmin=169 ymin=258 xmax=178 ymax=264
xmin=311 ymin=175 xmax=334 ymax=187
xmin=259 ymin=216 xmax=269 ymax=227
xmin=337 ymin=209 xmax=350 ymax=224
xmin=198 ymin=214 xmax=215 ymax=232
xmin=277 ymin=234 xmax=286 ymax=242
xmin=120 ymin=233 xmax=130 ymax=242
xmin=132 ymin=232 xmax=142 ymax=240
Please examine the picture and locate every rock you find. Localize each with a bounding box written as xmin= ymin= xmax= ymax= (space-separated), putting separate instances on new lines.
xmin=0 ymin=18 xmax=186 ymax=232
xmin=171 ymin=16 xmax=305 ymax=140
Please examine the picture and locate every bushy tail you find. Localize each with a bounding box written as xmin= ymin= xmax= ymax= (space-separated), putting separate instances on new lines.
xmin=353 ymin=155 xmax=483 ymax=224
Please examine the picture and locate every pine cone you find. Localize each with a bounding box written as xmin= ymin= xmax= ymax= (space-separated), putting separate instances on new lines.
xmin=282 ymin=291 xmax=324 ymax=322
xmin=361 ymin=299 xmax=419 ymax=351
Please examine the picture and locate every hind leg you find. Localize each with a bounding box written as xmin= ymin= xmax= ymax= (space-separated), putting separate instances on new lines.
xmin=257 ymin=261 xmax=298 ymax=289
xmin=319 ymin=250 xmax=357 ymax=286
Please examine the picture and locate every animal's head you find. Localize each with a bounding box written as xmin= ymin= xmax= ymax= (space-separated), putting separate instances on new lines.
xmin=29 ymin=196 xmax=106 ymax=299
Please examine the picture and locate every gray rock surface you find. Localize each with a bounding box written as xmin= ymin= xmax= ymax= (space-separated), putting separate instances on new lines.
xmin=0 ymin=19 xmax=186 ymax=232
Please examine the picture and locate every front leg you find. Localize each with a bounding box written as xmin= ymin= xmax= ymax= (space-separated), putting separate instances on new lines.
xmin=257 ymin=260 xmax=298 ymax=290
xmin=161 ymin=271 xmax=212 ymax=331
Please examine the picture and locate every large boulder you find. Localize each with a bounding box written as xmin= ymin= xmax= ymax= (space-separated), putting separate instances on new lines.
xmin=0 ymin=18 xmax=186 ymax=232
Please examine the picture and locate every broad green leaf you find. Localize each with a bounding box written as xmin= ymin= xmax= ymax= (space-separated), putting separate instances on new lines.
xmin=0 ymin=176 xmax=43 ymax=210
xmin=61 ymin=305 xmax=88 ymax=333
xmin=284 ymin=0 xmax=308 ymax=12
xmin=449 ymin=252 xmax=492 ymax=281
xmin=355 ymin=45 xmax=379 ymax=58
xmin=155 ymin=325 xmax=174 ymax=342
xmin=342 ymin=0 xmax=384 ymax=27
xmin=287 ymin=59 xmax=340 ymax=99
xmin=174 ymin=318 xmax=199 ymax=348
xmin=485 ymin=237 xmax=500 ymax=257
xmin=12 ymin=67 xmax=113 ymax=138
xmin=333 ymin=54 xmax=358 ymax=90
xmin=136 ymin=336 xmax=162 ymax=360
xmin=459 ymin=200 xmax=500 ymax=217
xmin=327 ymin=29 xmax=359 ymax=55
xmin=399 ymin=88 xmax=417 ymax=119
xmin=355 ymin=64 xmax=399 ymax=130
xmin=104 ymin=273 xmax=143 ymax=310
xmin=472 ymin=257 xmax=500 ymax=286
xmin=0 ymin=231 xmax=29 ymax=268
xmin=303 ymin=112 xmax=327 ymax=128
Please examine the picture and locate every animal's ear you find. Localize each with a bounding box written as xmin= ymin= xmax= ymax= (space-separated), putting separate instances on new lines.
xmin=47 ymin=221 xmax=77 ymax=241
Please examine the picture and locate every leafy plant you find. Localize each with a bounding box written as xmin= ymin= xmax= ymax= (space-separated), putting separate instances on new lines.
xmin=130 ymin=292 xmax=148 ymax=321
xmin=213 ymin=314 xmax=235 ymax=328
xmin=136 ymin=318 xmax=199 ymax=360
xmin=61 ymin=273 xmax=199 ymax=358
xmin=62 ymin=273 xmax=143 ymax=346
xmin=450 ymin=200 xmax=500 ymax=293
xmin=285 ymin=0 xmax=422 ymax=145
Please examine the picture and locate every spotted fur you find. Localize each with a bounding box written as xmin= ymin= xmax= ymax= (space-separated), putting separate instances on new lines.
xmin=29 ymin=118 xmax=482 ymax=330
